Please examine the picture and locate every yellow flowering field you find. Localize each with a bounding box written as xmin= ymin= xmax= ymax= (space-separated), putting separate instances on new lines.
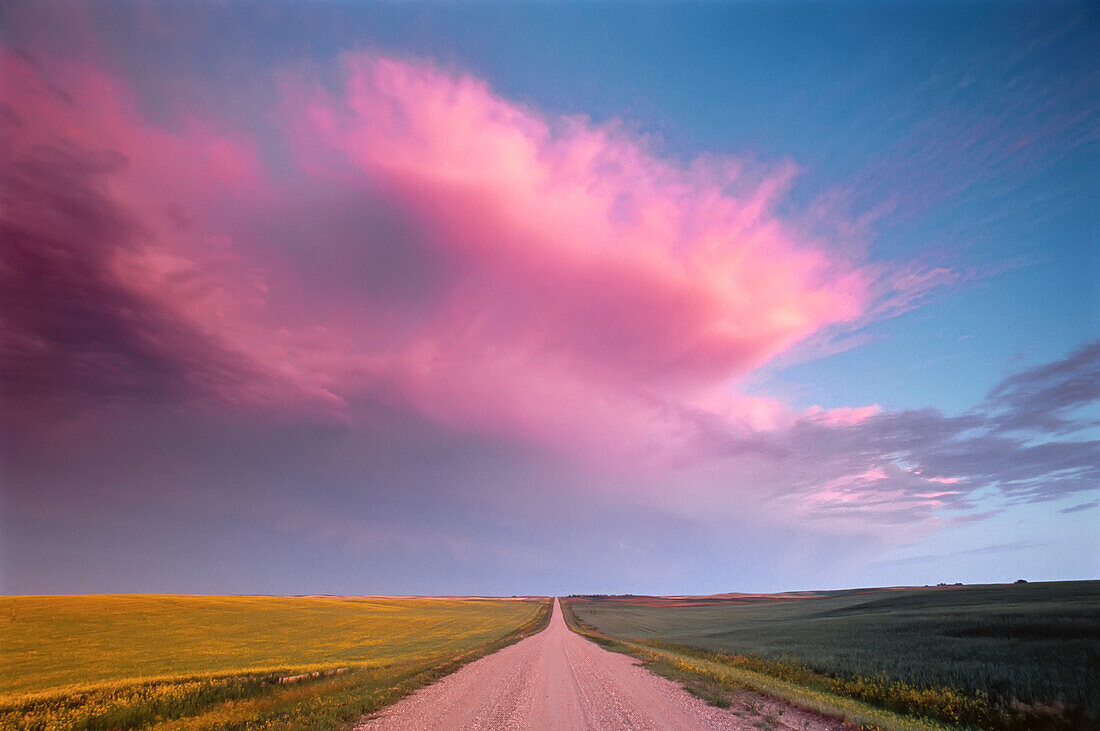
xmin=1 ymin=595 xmax=550 ymax=729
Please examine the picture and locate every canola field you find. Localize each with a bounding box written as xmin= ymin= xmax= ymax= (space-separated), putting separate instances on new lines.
xmin=1 ymin=594 xmax=550 ymax=729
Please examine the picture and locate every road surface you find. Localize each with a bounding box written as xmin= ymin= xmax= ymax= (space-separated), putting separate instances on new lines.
xmin=357 ymin=598 xmax=841 ymax=730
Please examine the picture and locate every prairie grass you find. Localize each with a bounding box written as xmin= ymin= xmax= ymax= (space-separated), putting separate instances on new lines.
xmin=564 ymin=581 xmax=1100 ymax=730
xmin=561 ymin=598 xmax=944 ymax=730
xmin=1 ymin=595 xmax=550 ymax=729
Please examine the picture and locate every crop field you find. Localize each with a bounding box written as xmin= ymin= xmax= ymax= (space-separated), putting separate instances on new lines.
xmin=566 ymin=581 xmax=1100 ymax=729
xmin=1 ymin=594 xmax=551 ymax=729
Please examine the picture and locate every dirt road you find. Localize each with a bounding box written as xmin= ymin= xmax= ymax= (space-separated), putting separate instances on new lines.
xmin=356 ymin=598 xmax=841 ymax=730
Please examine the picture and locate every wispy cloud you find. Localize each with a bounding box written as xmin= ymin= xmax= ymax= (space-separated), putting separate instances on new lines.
xmin=871 ymin=540 xmax=1050 ymax=568
xmin=984 ymin=340 xmax=1100 ymax=436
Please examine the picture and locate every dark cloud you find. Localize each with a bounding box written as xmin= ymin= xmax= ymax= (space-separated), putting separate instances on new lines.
xmin=687 ymin=342 xmax=1100 ymax=528
xmin=1060 ymin=501 xmax=1098 ymax=514
xmin=1 ymin=139 xmax=180 ymax=408
xmin=0 ymin=99 xmax=319 ymax=424
xmin=984 ymin=340 xmax=1100 ymax=435
xmin=816 ymin=342 xmax=1099 ymax=510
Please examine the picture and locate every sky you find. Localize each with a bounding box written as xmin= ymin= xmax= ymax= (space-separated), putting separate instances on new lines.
xmin=1 ymin=0 xmax=1097 ymax=596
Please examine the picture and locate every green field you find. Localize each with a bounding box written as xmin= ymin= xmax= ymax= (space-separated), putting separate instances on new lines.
xmin=567 ymin=581 xmax=1100 ymax=729
xmin=1 ymin=594 xmax=550 ymax=729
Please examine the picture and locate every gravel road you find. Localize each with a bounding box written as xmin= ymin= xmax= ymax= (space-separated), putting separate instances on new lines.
xmin=356 ymin=598 xmax=844 ymax=730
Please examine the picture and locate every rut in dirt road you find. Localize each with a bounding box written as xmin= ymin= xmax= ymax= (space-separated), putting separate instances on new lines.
xmin=356 ymin=598 xmax=842 ymax=730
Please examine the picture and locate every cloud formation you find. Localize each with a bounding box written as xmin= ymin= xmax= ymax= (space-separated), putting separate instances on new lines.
xmin=281 ymin=55 xmax=888 ymax=454
xmin=985 ymin=339 xmax=1100 ymax=435
xmin=2 ymin=51 xmax=890 ymax=456
xmin=1 ymin=45 xmax=1096 ymax=594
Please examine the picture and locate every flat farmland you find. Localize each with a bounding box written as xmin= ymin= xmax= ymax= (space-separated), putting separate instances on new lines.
xmin=567 ymin=581 xmax=1100 ymax=728
xmin=1 ymin=595 xmax=550 ymax=729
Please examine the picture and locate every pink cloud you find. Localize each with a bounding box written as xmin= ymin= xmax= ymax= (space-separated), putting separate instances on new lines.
xmin=1 ymin=48 xmax=914 ymax=468
xmin=804 ymin=404 xmax=883 ymax=426
xmin=1 ymin=50 xmax=260 ymax=208
xmin=799 ymin=470 xmax=939 ymax=527
xmin=274 ymin=54 xmax=877 ymax=454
